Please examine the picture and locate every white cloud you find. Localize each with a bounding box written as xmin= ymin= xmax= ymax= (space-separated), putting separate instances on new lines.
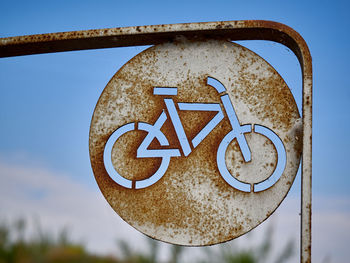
xmin=0 ymin=157 xmax=349 ymax=262
xmin=312 ymin=197 xmax=350 ymax=263
xmin=0 ymin=157 xmax=145 ymax=255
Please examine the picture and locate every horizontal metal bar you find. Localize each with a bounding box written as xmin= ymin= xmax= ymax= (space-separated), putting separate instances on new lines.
xmin=0 ymin=21 xmax=311 ymax=75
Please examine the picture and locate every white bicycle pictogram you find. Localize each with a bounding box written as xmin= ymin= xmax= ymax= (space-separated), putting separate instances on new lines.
xmin=104 ymin=77 xmax=286 ymax=192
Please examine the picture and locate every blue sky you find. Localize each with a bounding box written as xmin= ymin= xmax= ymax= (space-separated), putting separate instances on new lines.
xmin=0 ymin=0 xmax=349 ymax=262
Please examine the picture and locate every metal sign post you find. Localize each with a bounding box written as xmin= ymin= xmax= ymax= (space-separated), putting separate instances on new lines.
xmin=0 ymin=20 xmax=312 ymax=262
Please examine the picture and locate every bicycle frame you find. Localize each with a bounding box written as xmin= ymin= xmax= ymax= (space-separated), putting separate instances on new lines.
xmin=139 ymin=77 xmax=251 ymax=161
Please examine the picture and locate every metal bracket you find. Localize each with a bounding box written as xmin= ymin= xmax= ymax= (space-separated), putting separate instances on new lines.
xmin=0 ymin=20 xmax=312 ymax=262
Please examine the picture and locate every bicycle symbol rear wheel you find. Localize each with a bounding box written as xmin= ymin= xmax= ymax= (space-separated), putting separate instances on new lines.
xmin=103 ymin=122 xmax=171 ymax=189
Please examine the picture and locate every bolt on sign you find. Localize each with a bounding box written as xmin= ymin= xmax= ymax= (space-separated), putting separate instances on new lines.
xmin=0 ymin=21 xmax=312 ymax=262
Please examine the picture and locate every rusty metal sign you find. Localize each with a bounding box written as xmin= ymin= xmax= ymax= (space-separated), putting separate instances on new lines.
xmin=0 ymin=20 xmax=312 ymax=262
xmin=89 ymin=39 xmax=302 ymax=246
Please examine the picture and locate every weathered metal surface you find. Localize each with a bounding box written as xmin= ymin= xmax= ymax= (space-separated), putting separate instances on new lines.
xmin=89 ymin=39 xmax=302 ymax=246
xmin=302 ymin=71 xmax=312 ymax=263
xmin=0 ymin=20 xmax=312 ymax=262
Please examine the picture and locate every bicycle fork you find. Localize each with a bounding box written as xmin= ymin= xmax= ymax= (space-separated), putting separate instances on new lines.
xmin=220 ymin=94 xmax=252 ymax=162
xmin=207 ymin=77 xmax=252 ymax=162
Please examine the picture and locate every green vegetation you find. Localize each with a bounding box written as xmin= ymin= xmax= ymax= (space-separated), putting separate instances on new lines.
xmin=196 ymin=225 xmax=294 ymax=263
xmin=0 ymin=219 xmax=294 ymax=263
xmin=0 ymin=218 xmax=117 ymax=263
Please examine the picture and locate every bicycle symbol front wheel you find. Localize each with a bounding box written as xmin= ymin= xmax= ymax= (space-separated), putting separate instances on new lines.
xmin=217 ymin=124 xmax=286 ymax=192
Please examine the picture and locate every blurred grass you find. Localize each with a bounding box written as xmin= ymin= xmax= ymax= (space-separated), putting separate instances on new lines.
xmin=0 ymin=218 xmax=294 ymax=263
xmin=0 ymin=218 xmax=118 ymax=263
